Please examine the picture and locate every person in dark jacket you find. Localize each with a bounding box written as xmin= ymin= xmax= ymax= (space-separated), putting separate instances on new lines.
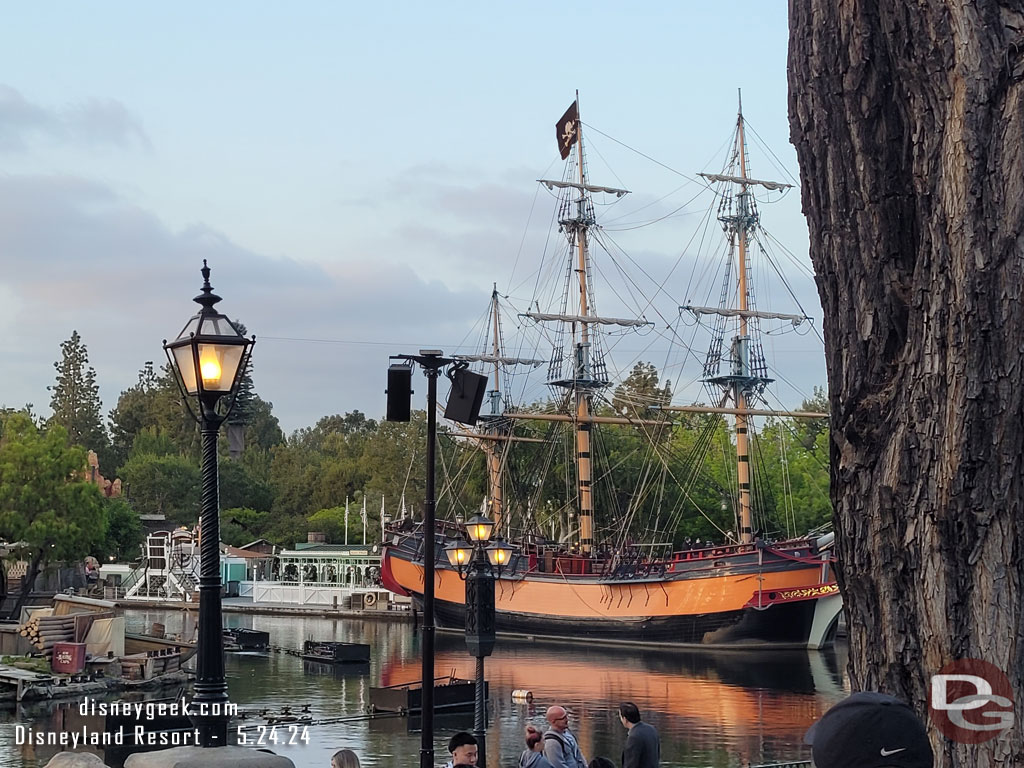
xmin=520 ymin=726 xmax=555 ymax=768
xmin=618 ymin=702 xmax=659 ymax=768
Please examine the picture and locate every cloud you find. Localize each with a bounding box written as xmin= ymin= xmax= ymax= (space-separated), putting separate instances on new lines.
xmin=0 ymin=173 xmax=486 ymax=433
xmin=0 ymin=84 xmax=150 ymax=153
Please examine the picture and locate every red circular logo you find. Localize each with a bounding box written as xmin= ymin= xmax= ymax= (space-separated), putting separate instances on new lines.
xmin=929 ymin=658 xmax=1015 ymax=743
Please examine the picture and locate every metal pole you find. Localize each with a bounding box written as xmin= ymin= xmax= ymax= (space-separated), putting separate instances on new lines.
xmin=474 ymin=654 xmax=487 ymax=768
xmin=420 ymin=364 xmax=439 ymax=768
xmin=466 ymin=546 xmax=494 ymax=768
xmin=193 ymin=409 xmax=229 ymax=747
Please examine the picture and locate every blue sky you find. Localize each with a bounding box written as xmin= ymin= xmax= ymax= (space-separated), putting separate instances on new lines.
xmin=0 ymin=4 xmax=824 ymax=434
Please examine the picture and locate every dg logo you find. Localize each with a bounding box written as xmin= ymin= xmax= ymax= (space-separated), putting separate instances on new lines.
xmin=930 ymin=658 xmax=1014 ymax=744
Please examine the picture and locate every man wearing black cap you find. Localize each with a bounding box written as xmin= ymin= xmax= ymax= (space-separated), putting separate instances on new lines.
xmin=805 ymin=691 xmax=934 ymax=768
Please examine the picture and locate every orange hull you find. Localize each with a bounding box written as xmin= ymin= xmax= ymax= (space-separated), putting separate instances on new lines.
xmin=383 ymin=541 xmax=838 ymax=647
xmin=387 ymin=555 xmax=820 ymax=619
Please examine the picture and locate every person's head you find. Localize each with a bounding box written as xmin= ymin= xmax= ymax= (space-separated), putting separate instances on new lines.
xmin=448 ymin=731 xmax=478 ymax=766
xmin=546 ymin=705 xmax=570 ymax=731
xmin=331 ymin=749 xmax=360 ymax=768
xmin=804 ymin=691 xmax=934 ymax=768
xmin=526 ymin=725 xmax=545 ymax=752
xmin=589 ymin=758 xmax=615 ymax=768
xmin=618 ymin=702 xmax=641 ymax=727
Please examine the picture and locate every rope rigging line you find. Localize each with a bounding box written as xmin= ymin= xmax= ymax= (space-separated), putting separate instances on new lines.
xmin=742 ymin=118 xmax=801 ymax=189
xmin=580 ymin=121 xmax=701 ymax=185
xmin=506 ymin=156 xmax=557 ymax=297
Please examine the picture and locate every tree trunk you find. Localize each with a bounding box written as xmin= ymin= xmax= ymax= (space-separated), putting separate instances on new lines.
xmin=788 ymin=2 xmax=1024 ymax=765
xmin=8 ymin=550 xmax=45 ymax=620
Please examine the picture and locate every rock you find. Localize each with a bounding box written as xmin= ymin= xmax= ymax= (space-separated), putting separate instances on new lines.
xmin=124 ymin=746 xmax=295 ymax=768
xmin=44 ymin=753 xmax=110 ymax=768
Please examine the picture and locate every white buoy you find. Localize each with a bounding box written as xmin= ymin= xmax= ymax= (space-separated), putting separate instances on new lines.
xmin=511 ymin=689 xmax=534 ymax=702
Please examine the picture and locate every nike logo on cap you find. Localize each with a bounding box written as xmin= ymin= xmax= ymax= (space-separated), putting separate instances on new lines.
xmin=880 ymin=747 xmax=907 ymax=757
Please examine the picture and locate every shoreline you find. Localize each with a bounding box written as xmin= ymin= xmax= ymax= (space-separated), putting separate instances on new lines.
xmin=117 ymin=598 xmax=415 ymax=622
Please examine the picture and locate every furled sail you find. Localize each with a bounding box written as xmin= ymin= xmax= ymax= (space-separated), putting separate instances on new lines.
xmin=538 ymin=179 xmax=630 ymax=198
xmin=453 ymin=354 xmax=546 ymax=367
xmin=698 ymin=172 xmax=792 ymax=191
xmin=523 ymin=312 xmax=652 ymax=327
xmin=682 ymin=305 xmax=807 ymax=325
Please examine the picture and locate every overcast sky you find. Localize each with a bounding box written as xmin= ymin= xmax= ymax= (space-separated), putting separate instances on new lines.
xmin=0 ymin=4 xmax=825 ymax=435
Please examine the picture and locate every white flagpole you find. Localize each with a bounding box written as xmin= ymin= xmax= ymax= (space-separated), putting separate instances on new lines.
xmin=362 ymin=496 xmax=367 ymax=545
xmin=345 ymin=496 xmax=349 ymax=545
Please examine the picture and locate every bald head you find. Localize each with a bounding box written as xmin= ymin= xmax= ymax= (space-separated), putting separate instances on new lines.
xmin=546 ymin=706 xmax=569 ymax=731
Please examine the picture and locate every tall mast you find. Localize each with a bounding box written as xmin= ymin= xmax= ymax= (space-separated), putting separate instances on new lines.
xmin=734 ymin=97 xmax=754 ymax=545
xmin=532 ymin=95 xmax=631 ymax=554
xmin=573 ymin=93 xmax=595 ymax=555
xmin=486 ymin=284 xmax=503 ymax=527
xmin=694 ymin=92 xmax=794 ymax=546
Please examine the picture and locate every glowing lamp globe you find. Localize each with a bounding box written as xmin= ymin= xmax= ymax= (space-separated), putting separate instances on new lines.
xmin=486 ymin=538 xmax=513 ymax=569
xmin=464 ymin=514 xmax=495 ymax=544
xmin=164 ymin=260 xmax=254 ymax=408
xmin=445 ymin=541 xmax=473 ymax=568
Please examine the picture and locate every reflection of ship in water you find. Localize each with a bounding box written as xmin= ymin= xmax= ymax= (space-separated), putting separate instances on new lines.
xmin=380 ymin=634 xmax=846 ymax=764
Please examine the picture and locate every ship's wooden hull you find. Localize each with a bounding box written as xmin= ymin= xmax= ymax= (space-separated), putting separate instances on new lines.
xmin=383 ymin=542 xmax=838 ymax=649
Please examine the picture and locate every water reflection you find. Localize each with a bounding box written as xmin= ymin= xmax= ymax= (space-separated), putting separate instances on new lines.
xmin=0 ymin=609 xmax=848 ymax=768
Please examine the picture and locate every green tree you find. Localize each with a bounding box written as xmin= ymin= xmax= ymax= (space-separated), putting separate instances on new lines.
xmin=226 ymin=320 xmax=256 ymax=428
xmin=99 ymin=498 xmax=144 ymax=561
xmin=48 ymin=331 xmax=109 ymax=460
xmin=611 ymin=362 xmax=672 ymax=419
xmin=794 ymin=386 xmax=829 ymax=451
xmin=306 ymin=506 xmax=361 ymax=544
xmin=242 ymin=395 xmax=285 ymax=453
xmin=221 ymin=507 xmax=270 ymax=547
xmin=120 ymin=452 xmax=200 ymax=524
xmin=108 ymin=362 xmax=195 ymax=472
xmin=0 ymin=414 xmax=107 ymax=617
xmin=220 ymin=458 xmax=273 ymax=513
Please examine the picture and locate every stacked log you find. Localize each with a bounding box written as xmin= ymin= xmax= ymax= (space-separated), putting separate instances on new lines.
xmin=18 ymin=614 xmax=77 ymax=657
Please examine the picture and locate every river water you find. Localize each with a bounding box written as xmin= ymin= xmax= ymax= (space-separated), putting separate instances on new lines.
xmin=0 ymin=608 xmax=849 ymax=768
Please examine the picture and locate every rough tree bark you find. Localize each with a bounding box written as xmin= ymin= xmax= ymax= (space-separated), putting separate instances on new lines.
xmin=788 ymin=2 xmax=1024 ymax=766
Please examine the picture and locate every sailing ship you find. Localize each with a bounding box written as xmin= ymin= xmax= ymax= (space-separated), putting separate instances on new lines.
xmin=382 ymin=97 xmax=841 ymax=649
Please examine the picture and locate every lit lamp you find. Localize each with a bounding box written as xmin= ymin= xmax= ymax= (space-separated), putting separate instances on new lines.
xmin=465 ymin=514 xmax=495 ymax=544
xmin=164 ymin=260 xmax=254 ymax=748
xmin=446 ymin=514 xmax=513 ymax=768
xmin=486 ymin=538 xmax=513 ymax=569
xmin=445 ymin=541 xmax=473 ymax=569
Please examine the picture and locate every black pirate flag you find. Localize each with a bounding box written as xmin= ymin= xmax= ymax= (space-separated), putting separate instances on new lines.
xmin=555 ymin=101 xmax=579 ymax=159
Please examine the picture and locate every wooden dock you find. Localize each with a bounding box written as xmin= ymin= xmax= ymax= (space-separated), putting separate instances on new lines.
xmin=0 ymin=664 xmax=55 ymax=702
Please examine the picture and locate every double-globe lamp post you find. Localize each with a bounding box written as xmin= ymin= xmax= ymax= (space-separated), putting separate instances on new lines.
xmin=445 ymin=516 xmax=513 ymax=768
xmin=164 ymin=260 xmax=254 ymax=747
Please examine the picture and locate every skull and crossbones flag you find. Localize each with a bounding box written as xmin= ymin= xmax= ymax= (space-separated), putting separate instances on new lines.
xmin=555 ymin=100 xmax=579 ymax=159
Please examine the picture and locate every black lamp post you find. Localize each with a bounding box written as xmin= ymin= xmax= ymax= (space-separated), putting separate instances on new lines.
xmin=445 ymin=516 xmax=513 ymax=768
xmin=164 ymin=260 xmax=254 ymax=748
xmin=386 ymin=353 xmax=490 ymax=768
xmin=387 ymin=350 xmax=448 ymax=768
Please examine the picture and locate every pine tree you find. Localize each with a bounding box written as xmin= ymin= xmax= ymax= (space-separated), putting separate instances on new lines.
xmin=227 ymin=320 xmax=255 ymax=427
xmin=48 ymin=331 xmax=108 ymax=454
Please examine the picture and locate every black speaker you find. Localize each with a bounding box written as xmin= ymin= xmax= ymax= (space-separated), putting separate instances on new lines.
xmin=386 ymin=363 xmax=413 ymax=422
xmin=444 ymin=368 xmax=488 ymax=425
